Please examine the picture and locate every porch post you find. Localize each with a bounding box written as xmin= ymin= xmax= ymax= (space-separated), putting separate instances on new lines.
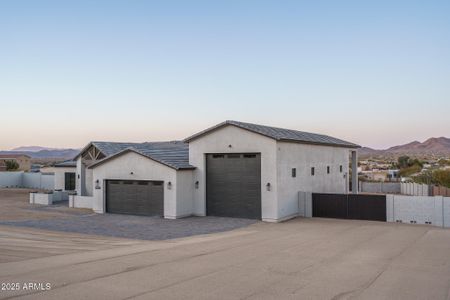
xmin=351 ymin=150 xmax=358 ymax=194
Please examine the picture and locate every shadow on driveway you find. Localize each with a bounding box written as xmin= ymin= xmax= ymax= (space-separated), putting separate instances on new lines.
xmin=0 ymin=214 xmax=257 ymax=240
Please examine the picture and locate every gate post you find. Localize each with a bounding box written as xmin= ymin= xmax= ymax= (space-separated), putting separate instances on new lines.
xmin=351 ymin=150 xmax=358 ymax=194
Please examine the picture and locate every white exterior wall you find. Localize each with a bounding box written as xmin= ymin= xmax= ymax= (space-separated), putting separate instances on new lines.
xmin=188 ymin=125 xmax=278 ymax=221
xmin=53 ymin=167 xmax=76 ymax=191
xmin=175 ymin=170 xmax=195 ymax=218
xmin=76 ymin=158 xmax=82 ymax=195
xmin=276 ymin=142 xmax=350 ymax=220
xmin=91 ymin=152 xmax=192 ymax=218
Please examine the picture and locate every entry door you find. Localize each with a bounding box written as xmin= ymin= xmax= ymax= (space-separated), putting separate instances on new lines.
xmin=206 ymin=153 xmax=261 ymax=219
xmin=106 ymin=180 xmax=163 ymax=216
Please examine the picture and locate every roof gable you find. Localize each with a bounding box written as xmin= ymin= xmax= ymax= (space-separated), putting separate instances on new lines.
xmin=184 ymin=120 xmax=360 ymax=149
xmin=85 ymin=141 xmax=195 ymax=170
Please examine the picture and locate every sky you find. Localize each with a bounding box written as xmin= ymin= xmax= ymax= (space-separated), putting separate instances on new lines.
xmin=1 ymin=0 xmax=449 ymax=150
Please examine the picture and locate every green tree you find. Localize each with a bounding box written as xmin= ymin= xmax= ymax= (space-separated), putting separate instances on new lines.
xmin=5 ymin=160 xmax=19 ymax=171
xmin=433 ymin=170 xmax=450 ymax=188
xmin=398 ymin=156 xmax=410 ymax=169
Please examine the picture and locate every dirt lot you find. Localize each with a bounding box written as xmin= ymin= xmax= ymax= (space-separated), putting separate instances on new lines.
xmin=1 ymin=189 xmax=450 ymax=299
xmin=0 ymin=189 xmax=90 ymax=221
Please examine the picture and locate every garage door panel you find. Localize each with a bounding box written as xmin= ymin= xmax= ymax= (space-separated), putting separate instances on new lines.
xmin=106 ymin=180 xmax=163 ymax=216
xmin=206 ymin=153 xmax=261 ymax=219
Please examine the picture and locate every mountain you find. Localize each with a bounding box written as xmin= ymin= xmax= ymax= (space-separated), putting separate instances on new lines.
xmin=0 ymin=149 xmax=80 ymax=159
xmin=360 ymin=137 xmax=450 ymax=158
xmin=12 ymin=146 xmax=59 ymax=152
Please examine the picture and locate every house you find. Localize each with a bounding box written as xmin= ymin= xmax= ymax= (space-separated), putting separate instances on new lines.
xmin=53 ymin=160 xmax=77 ymax=191
xmin=0 ymin=154 xmax=31 ymax=172
xmin=0 ymin=160 xmax=6 ymax=171
xmin=72 ymin=120 xmax=360 ymax=222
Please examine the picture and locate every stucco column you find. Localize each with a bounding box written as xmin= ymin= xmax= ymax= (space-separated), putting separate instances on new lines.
xmin=351 ymin=150 xmax=358 ymax=194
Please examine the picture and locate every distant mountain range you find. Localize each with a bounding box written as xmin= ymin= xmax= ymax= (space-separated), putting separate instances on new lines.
xmin=2 ymin=138 xmax=449 ymax=160
xmin=11 ymin=146 xmax=60 ymax=152
xmin=0 ymin=147 xmax=80 ymax=159
xmin=360 ymin=137 xmax=450 ymax=158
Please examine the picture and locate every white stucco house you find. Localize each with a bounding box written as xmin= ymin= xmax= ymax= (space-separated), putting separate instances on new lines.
xmin=68 ymin=120 xmax=360 ymax=222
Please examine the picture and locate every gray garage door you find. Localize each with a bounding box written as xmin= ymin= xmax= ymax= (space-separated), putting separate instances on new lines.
xmin=206 ymin=153 xmax=261 ymax=219
xmin=106 ymin=180 xmax=164 ymax=216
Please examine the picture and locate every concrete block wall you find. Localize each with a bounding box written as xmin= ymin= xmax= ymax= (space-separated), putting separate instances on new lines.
xmin=401 ymin=183 xmax=431 ymax=196
xmin=0 ymin=171 xmax=54 ymax=190
xmin=23 ymin=173 xmax=54 ymax=190
xmin=0 ymin=172 xmax=24 ymax=187
xmin=69 ymin=195 xmax=93 ymax=209
xmin=29 ymin=192 xmax=53 ymax=205
xmin=360 ymin=182 xmax=401 ymax=194
xmin=387 ymin=195 xmax=449 ymax=227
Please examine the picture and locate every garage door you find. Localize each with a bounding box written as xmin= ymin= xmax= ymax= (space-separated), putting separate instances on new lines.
xmin=206 ymin=153 xmax=261 ymax=219
xmin=106 ymin=180 xmax=163 ymax=216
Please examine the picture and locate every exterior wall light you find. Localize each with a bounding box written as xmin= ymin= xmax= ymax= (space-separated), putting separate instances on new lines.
xmin=167 ymin=181 xmax=172 ymax=190
xmin=228 ymin=144 xmax=232 ymax=148
xmin=195 ymin=181 xmax=199 ymax=189
xmin=266 ymin=183 xmax=271 ymax=191
xmin=130 ymin=172 xmax=134 ymax=175
xmin=95 ymin=179 xmax=101 ymax=190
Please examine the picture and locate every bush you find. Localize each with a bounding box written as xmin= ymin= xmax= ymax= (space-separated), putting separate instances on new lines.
xmin=5 ymin=160 xmax=19 ymax=171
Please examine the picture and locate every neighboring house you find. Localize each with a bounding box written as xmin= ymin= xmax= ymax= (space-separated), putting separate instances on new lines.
xmin=73 ymin=120 xmax=360 ymax=222
xmin=0 ymin=154 xmax=31 ymax=171
xmin=0 ymin=160 xmax=6 ymax=171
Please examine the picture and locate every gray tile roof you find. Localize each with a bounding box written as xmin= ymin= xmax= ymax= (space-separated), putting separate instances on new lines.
xmin=88 ymin=141 xmax=195 ymax=170
xmin=185 ymin=120 xmax=360 ymax=148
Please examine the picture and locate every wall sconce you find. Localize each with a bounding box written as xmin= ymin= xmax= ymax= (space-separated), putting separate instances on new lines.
xmin=95 ymin=179 xmax=101 ymax=190
xmin=77 ymin=174 xmax=80 ymax=179
xmin=228 ymin=144 xmax=232 ymax=148
xmin=266 ymin=183 xmax=271 ymax=191
xmin=195 ymin=181 xmax=199 ymax=189
xmin=130 ymin=172 xmax=134 ymax=175
xmin=167 ymin=181 xmax=172 ymax=190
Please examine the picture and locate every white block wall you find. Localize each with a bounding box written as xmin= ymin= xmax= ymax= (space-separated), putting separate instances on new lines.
xmin=400 ymin=183 xmax=431 ymax=196
xmin=0 ymin=171 xmax=54 ymax=189
xmin=387 ymin=195 xmax=450 ymax=227
xmin=69 ymin=195 xmax=94 ymax=209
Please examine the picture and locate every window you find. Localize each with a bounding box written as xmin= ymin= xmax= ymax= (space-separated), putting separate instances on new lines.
xmin=212 ymin=154 xmax=224 ymax=158
xmin=311 ymin=167 xmax=315 ymax=176
xmin=292 ymin=168 xmax=296 ymax=178
xmin=227 ymin=154 xmax=241 ymax=158
xmin=327 ymin=166 xmax=330 ymax=174
xmin=64 ymin=172 xmax=76 ymax=191
xmin=340 ymin=165 xmax=343 ymax=173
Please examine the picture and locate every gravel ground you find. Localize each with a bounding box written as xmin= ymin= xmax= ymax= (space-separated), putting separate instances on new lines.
xmin=1 ymin=188 xmax=256 ymax=240
xmin=0 ymin=214 xmax=256 ymax=240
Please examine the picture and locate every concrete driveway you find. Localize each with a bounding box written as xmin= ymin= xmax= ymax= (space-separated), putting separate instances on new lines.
xmin=1 ymin=218 xmax=450 ymax=300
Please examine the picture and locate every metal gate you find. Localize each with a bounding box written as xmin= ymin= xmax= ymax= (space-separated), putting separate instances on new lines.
xmin=312 ymin=193 xmax=386 ymax=221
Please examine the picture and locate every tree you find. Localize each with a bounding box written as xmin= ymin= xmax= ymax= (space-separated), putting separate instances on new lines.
xmin=398 ymin=156 xmax=410 ymax=169
xmin=5 ymin=160 xmax=19 ymax=171
xmin=433 ymin=170 xmax=450 ymax=188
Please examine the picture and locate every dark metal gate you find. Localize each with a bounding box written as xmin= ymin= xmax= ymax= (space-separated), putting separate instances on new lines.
xmin=312 ymin=193 xmax=386 ymax=221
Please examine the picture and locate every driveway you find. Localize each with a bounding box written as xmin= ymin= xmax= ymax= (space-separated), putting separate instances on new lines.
xmin=0 ymin=188 xmax=255 ymax=240
xmin=1 ymin=218 xmax=450 ymax=300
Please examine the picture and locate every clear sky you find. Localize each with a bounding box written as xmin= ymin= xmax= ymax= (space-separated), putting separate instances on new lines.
xmin=1 ymin=0 xmax=449 ymax=150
